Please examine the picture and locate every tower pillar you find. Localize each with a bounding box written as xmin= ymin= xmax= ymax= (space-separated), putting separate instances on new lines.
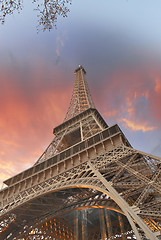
xmin=74 ymin=211 xmax=79 ymax=240
xmin=99 ymin=208 xmax=107 ymax=240
xmin=82 ymin=210 xmax=88 ymax=240
xmin=105 ymin=210 xmax=113 ymax=238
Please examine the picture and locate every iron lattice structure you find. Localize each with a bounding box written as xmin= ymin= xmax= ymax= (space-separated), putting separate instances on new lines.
xmin=0 ymin=65 xmax=161 ymax=240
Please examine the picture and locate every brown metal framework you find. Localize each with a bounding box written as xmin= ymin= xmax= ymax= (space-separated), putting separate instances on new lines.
xmin=0 ymin=66 xmax=161 ymax=239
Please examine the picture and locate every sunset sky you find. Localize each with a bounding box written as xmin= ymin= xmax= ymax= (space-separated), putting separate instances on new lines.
xmin=0 ymin=0 xmax=161 ymax=187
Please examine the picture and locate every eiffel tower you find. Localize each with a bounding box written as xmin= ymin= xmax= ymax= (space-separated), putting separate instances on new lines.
xmin=0 ymin=65 xmax=161 ymax=240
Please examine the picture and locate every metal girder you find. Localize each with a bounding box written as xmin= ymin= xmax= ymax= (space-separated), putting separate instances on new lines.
xmin=1 ymin=145 xmax=161 ymax=239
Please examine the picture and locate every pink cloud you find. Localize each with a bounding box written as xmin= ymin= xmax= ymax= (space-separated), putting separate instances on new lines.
xmin=0 ymin=65 xmax=73 ymax=185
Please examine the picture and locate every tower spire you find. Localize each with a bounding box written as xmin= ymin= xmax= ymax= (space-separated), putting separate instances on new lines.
xmin=33 ymin=66 xmax=107 ymax=165
xmin=64 ymin=65 xmax=95 ymax=121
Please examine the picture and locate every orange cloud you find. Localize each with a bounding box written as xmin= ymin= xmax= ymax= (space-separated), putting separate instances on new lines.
xmin=97 ymin=63 xmax=161 ymax=135
xmin=121 ymin=118 xmax=156 ymax=132
xmin=155 ymin=77 xmax=161 ymax=93
xmin=0 ymin=139 xmax=20 ymax=147
xmin=103 ymin=109 xmax=118 ymax=118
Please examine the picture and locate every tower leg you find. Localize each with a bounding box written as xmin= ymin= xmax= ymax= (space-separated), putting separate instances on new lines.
xmin=105 ymin=210 xmax=113 ymax=239
xmin=99 ymin=208 xmax=107 ymax=240
xmin=74 ymin=211 xmax=79 ymax=240
xmin=82 ymin=209 xmax=88 ymax=240
xmin=118 ymin=213 xmax=126 ymax=240
xmin=88 ymin=161 xmax=157 ymax=240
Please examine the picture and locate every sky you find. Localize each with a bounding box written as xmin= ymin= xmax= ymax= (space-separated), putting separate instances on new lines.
xmin=0 ymin=0 xmax=161 ymax=187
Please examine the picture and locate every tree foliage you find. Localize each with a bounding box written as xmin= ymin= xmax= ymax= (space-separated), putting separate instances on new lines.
xmin=0 ymin=0 xmax=23 ymax=24
xmin=0 ymin=0 xmax=72 ymax=31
